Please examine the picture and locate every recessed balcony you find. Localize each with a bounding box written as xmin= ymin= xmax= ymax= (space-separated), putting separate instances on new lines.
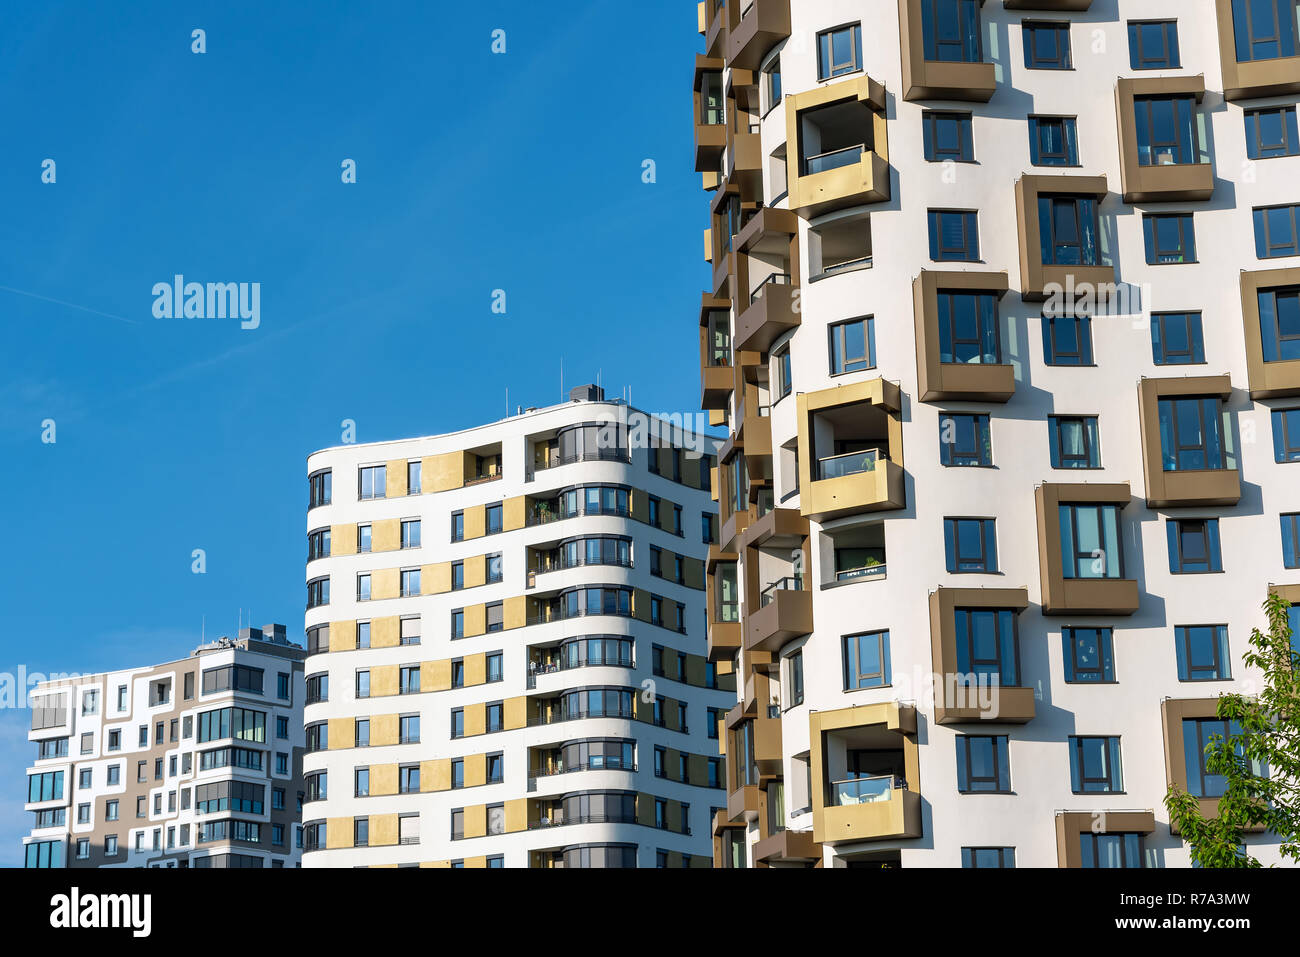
xmin=726 ymin=0 xmax=790 ymax=71
xmin=744 ymin=577 xmax=813 ymax=653
xmin=785 ymin=75 xmax=890 ymax=218
xmin=1115 ymin=76 xmax=1214 ymax=204
xmin=735 ymin=273 xmax=798 ymax=353
xmin=810 ymin=702 xmax=922 ymax=846
xmin=694 ymin=58 xmax=727 ymax=173
xmin=1014 ymin=174 xmax=1113 ymax=301
xmin=1137 ymin=375 xmax=1242 ymax=508
xmin=1035 ymin=483 xmax=1140 ymax=616
xmin=1238 ymin=268 xmax=1300 ymax=399
xmin=928 ymin=587 xmax=1036 ymax=724
xmin=898 ymin=0 xmax=996 ymax=102
xmin=1214 ymin=0 xmax=1300 ymax=101
xmin=912 ymin=270 xmax=1015 ymax=403
xmin=699 ymin=294 xmax=734 ymax=411
xmin=797 ymin=378 xmax=906 ymax=523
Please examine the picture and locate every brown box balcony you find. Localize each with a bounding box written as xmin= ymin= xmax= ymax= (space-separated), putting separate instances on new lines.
xmin=898 ymin=0 xmax=996 ymax=102
xmin=707 ymin=620 xmax=742 ymax=662
xmin=912 ymin=270 xmax=1015 ymax=403
xmin=744 ymin=581 xmax=813 ymax=654
xmin=727 ymin=127 xmax=764 ymax=197
xmin=700 ymin=1 xmax=727 ymax=59
xmin=726 ymin=0 xmax=790 ymax=71
xmin=740 ymin=506 xmax=807 ymax=550
xmin=1015 ymin=174 xmax=1113 ymax=301
xmin=1160 ymin=697 xmax=1267 ymax=835
xmin=693 ymin=57 xmax=727 ymax=173
xmin=753 ymin=828 xmax=820 ymax=865
xmin=810 ymin=702 xmax=922 ymax=846
xmin=1055 ymin=811 xmax=1156 ymax=867
xmin=928 ymin=587 xmax=1036 ymax=725
xmin=727 ymin=782 xmax=760 ymax=823
xmin=1215 ymin=0 xmax=1300 ymax=100
xmin=726 ymin=702 xmax=783 ymax=776
xmin=1035 ymin=483 xmax=1140 ymax=617
xmin=1137 ymin=375 xmax=1242 ymax=508
xmin=1115 ymin=76 xmax=1214 ymax=204
xmin=797 ymin=378 xmax=906 ymax=523
xmin=1239 ymin=268 xmax=1300 ymax=399
xmin=785 ymin=75 xmax=890 ymax=218
xmin=735 ymin=277 xmax=798 ymax=353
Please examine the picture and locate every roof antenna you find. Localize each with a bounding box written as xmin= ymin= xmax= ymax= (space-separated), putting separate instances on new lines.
xmin=560 ymin=357 xmax=565 ymax=402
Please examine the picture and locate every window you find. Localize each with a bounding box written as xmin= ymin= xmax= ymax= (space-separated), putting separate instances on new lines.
xmin=407 ymin=460 xmax=422 ymax=494
xmin=842 ymin=630 xmax=891 ymax=690
xmin=451 ymin=562 xmax=464 ymax=591
xmin=1151 ymin=312 xmax=1205 ymax=365
xmin=401 ymin=568 xmax=420 ymax=597
xmin=1144 ymin=213 xmax=1196 ymax=264
xmin=358 ymin=465 xmax=386 ymax=500
xmin=355 ymin=670 xmax=370 ymax=699
xmin=1230 ymin=0 xmax=1299 ymax=62
xmin=486 ymin=602 xmax=504 ymax=632
xmin=937 ymin=291 xmax=1000 ymax=364
xmin=1255 ymin=204 xmax=1300 ymax=260
xmin=400 ymin=617 xmax=421 ymax=646
xmin=400 ymin=714 xmax=420 ymax=744
xmin=487 ymin=752 xmax=504 ymax=783
xmin=1049 ymin=416 xmax=1102 ymax=469
xmin=356 ymin=621 xmax=370 ymax=649
xmin=956 ymin=736 xmax=1011 ymax=793
xmin=1134 ymin=95 xmax=1202 ymax=166
xmin=923 ymin=0 xmax=982 ymax=63
xmin=1245 ymin=105 xmax=1300 ymax=159
xmin=828 ymin=317 xmax=875 ymax=374
xmin=762 ymin=55 xmax=781 ymax=115
xmin=399 ymin=666 xmax=420 ymax=695
xmin=1029 ymin=116 xmax=1078 ymax=166
xmin=1041 ymin=313 xmax=1093 ymax=366
xmin=308 ymin=469 xmax=331 ymax=508
xmin=451 ymin=609 xmax=464 ymax=639
xmin=450 ymin=709 xmax=465 ymax=739
xmin=1038 ymin=195 xmax=1100 ymax=265
xmin=1274 ymin=409 xmax=1300 ymax=462
xmin=451 ymin=511 xmax=464 ymax=542
xmin=1022 ymin=21 xmax=1071 ymax=70
xmin=1081 ymin=832 xmax=1145 ymax=868
xmin=1174 ymin=625 xmax=1232 ymax=681
xmin=107 ymin=764 xmax=120 ymax=786
xmin=357 ymin=524 xmax=372 ymax=552
xmin=1157 ymin=397 xmax=1233 ymax=471
xmin=354 ymin=818 xmax=369 ymax=848
xmin=275 ymin=715 xmax=289 ymax=739
xmin=1059 ymin=503 xmax=1123 ymax=578
xmin=1167 ymin=519 xmax=1223 ymax=573
xmin=356 ymin=573 xmax=371 ymax=601
xmin=486 ymin=702 xmax=503 ymax=733
xmin=787 ymin=650 xmax=804 ymax=707
xmin=306 ymin=577 xmax=329 ymax=609
xmin=963 ymin=847 xmax=1015 ymax=868
xmin=307 ymin=527 xmax=330 ymax=561
xmin=944 ymin=518 xmax=997 ymax=573
xmin=1063 ymin=627 xmax=1115 ymax=683
xmin=772 ymin=347 xmax=792 ymax=402
xmin=487 ymin=553 xmax=503 ymax=584
xmin=955 ymin=608 xmax=1020 ymax=686
xmin=939 ymin=413 xmax=992 ymax=467
xmin=922 ymin=111 xmax=973 ymax=162
xmin=401 ymin=519 xmax=421 ymax=549
xmin=355 ymin=719 xmax=370 ymax=747
xmin=485 ymin=503 xmax=503 ymax=535
xmin=1128 ymin=20 xmax=1179 ymax=69
xmin=1183 ymin=717 xmax=1264 ymax=797
xmin=400 ymin=765 xmax=420 ymax=794
xmin=1258 ymin=286 xmax=1300 ymax=361
xmin=817 ymin=23 xmax=862 ymax=80
xmin=1285 ymin=514 xmax=1300 ymax=569
xmin=1069 ymin=736 xmax=1123 ymax=793
xmin=928 ymin=210 xmax=979 ymax=261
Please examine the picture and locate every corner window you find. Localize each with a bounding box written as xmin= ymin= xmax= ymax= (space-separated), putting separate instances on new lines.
xmin=308 ymin=470 xmax=331 ymax=508
xmin=1281 ymin=513 xmax=1299 ymax=568
xmin=922 ymin=0 xmax=983 ymax=63
xmin=1038 ymin=195 xmax=1101 ymax=265
xmin=1257 ymin=286 xmax=1300 ymax=361
xmin=1133 ymin=96 xmax=1203 ymax=166
xmin=937 ymin=291 xmax=1000 ymax=364
xmin=954 ymin=608 xmax=1019 ymax=686
xmin=1157 ymin=397 xmax=1233 ymax=471
xmin=772 ymin=346 xmax=793 ymax=402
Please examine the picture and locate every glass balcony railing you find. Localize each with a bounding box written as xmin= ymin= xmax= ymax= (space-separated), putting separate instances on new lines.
xmin=715 ymin=601 xmax=740 ymax=623
xmin=835 ymin=561 xmax=886 ymax=582
xmin=816 ymin=447 xmax=881 ymax=480
xmin=830 ymin=774 xmax=905 ymax=807
xmin=804 ymin=143 xmax=865 ymax=175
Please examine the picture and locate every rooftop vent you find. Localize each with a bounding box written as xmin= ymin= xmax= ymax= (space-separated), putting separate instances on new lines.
xmin=569 ymin=384 xmax=605 ymax=403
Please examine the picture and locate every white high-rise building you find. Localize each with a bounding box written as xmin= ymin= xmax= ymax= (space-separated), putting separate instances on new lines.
xmin=23 ymin=626 xmax=306 ymax=869
xmin=694 ymin=0 xmax=1300 ymax=868
xmin=300 ymin=387 xmax=731 ymax=867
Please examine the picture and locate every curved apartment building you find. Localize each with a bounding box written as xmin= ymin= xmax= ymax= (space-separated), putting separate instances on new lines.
xmin=301 ymin=387 xmax=730 ymax=867
xmin=695 ymin=0 xmax=1300 ymax=868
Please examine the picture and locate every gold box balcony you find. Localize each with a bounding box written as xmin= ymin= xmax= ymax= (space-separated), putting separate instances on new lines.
xmin=1215 ymin=0 xmax=1300 ymax=100
xmin=1115 ymin=76 xmax=1214 ymax=204
xmin=928 ymin=587 xmax=1036 ymax=724
xmin=744 ymin=585 xmax=813 ymax=654
xmin=726 ymin=0 xmax=790 ymax=72
xmin=1035 ymin=483 xmax=1140 ymax=616
xmin=1137 ymin=375 xmax=1241 ymax=508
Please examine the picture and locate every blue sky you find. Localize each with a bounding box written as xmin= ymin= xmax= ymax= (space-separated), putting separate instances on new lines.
xmin=0 ymin=1 xmax=706 ymax=864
